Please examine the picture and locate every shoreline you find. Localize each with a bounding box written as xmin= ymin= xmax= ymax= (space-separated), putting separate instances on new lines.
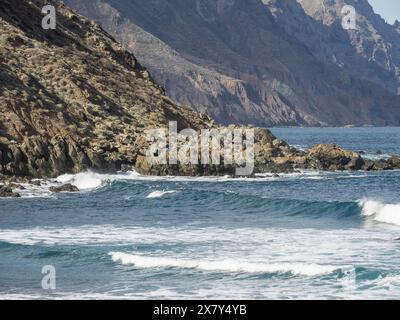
xmin=2 ymin=166 xmax=400 ymax=199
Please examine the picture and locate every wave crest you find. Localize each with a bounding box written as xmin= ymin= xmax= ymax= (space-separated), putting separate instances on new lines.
xmin=55 ymin=171 xmax=140 ymax=190
xmin=359 ymin=199 xmax=400 ymax=226
xmin=109 ymin=252 xmax=342 ymax=276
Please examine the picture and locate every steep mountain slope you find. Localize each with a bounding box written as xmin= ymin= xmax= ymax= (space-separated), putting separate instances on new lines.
xmin=65 ymin=0 xmax=307 ymax=126
xmin=0 ymin=0 xmax=216 ymax=177
xmin=2 ymin=0 xmax=320 ymax=179
xmin=66 ymin=0 xmax=400 ymax=126
xmin=296 ymin=0 xmax=400 ymax=94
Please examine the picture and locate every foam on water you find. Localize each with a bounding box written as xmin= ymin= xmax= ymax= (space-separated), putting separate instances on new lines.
xmin=359 ymin=199 xmax=400 ymax=226
xmin=55 ymin=171 xmax=141 ymax=190
xmin=108 ymin=252 xmax=342 ymax=276
xmin=0 ymin=224 xmax=395 ymax=247
xmin=5 ymin=169 xmax=373 ymax=199
xmin=146 ymin=190 xmax=178 ymax=198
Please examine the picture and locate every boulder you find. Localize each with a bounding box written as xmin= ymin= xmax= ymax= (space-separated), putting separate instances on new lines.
xmin=345 ymin=156 xmax=365 ymax=171
xmin=372 ymin=160 xmax=393 ymax=171
xmin=49 ymin=184 xmax=79 ymax=193
xmin=0 ymin=186 xmax=21 ymax=197
xmin=7 ymin=183 xmax=25 ymax=190
xmin=362 ymin=159 xmax=375 ymax=171
xmin=387 ymin=156 xmax=400 ymax=169
xmin=306 ymin=144 xmax=359 ymax=171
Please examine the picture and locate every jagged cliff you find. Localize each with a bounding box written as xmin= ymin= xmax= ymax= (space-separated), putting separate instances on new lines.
xmin=65 ymin=0 xmax=400 ymax=127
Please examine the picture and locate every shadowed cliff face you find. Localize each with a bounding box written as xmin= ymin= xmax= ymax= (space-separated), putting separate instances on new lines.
xmin=65 ymin=0 xmax=400 ymax=127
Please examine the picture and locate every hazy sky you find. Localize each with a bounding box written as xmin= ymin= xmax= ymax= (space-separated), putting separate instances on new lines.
xmin=368 ymin=0 xmax=400 ymax=24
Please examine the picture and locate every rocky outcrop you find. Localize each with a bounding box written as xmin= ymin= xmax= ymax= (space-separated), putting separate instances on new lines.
xmin=306 ymin=144 xmax=362 ymax=171
xmin=49 ymin=184 xmax=79 ymax=193
xmin=253 ymin=143 xmax=400 ymax=173
xmin=0 ymin=185 xmax=20 ymax=197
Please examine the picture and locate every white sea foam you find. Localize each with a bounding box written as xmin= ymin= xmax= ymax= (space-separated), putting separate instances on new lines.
xmin=50 ymin=169 xmax=338 ymax=187
xmin=363 ymin=153 xmax=391 ymax=161
xmin=109 ymin=252 xmax=341 ymax=276
xmin=0 ymin=224 xmax=394 ymax=247
xmin=5 ymin=169 xmax=373 ymax=199
xmin=146 ymin=190 xmax=177 ymax=198
xmin=359 ymin=199 xmax=400 ymax=226
xmin=55 ymin=171 xmax=141 ymax=190
xmin=0 ymin=223 xmax=395 ymax=290
xmin=16 ymin=183 xmax=55 ymax=199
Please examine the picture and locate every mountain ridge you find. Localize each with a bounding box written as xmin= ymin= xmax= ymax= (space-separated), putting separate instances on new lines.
xmin=66 ymin=0 xmax=400 ymax=127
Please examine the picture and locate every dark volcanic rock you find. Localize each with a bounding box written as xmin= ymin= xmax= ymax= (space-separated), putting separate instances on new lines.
xmin=0 ymin=185 xmax=21 ymax=197
xmin=345 ymin=157 xmax=366 ymax=171
xmin=49 ymin=184 xmax=79 ymax=193
xmin=388 ymin=156 xmax=400 ymax=169
xmin=372 ymin=160 xmax=393 ymax=171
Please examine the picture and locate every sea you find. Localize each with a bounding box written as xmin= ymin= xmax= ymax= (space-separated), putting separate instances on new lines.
xmin=0 ymin=127 xmax=400 ymax=300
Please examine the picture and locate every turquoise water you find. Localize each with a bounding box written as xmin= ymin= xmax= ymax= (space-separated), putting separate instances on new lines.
xmin=0 ymin=127 xmax=400 ymax=299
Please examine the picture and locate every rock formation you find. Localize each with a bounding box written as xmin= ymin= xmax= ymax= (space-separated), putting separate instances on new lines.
xmin=49 ymin=184 xmax=79 ymax=193
xmin=0 ymin=185 xmax=21 ymax=197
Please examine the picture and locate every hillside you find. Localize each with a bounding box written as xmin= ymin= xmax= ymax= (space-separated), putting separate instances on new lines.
xmin=66 ymin=0 xmax=400 ymax=126
xmin=0 ymin=0 xmax=215 ymax=177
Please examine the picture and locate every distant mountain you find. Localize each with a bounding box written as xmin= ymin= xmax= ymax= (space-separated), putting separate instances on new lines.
xmin=295 ymin=0 xmax=400 ymax=94
xmin=66 ymin=0 xmax=400 ymax=127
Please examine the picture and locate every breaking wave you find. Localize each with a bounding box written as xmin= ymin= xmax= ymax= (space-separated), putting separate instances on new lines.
xmin=55 ymin=171 xmax=141 ymax=190
xmin=109 ymin=252 xmax=343 ymax=276
xmin=359 ymin=199 xmax=400 ymax=226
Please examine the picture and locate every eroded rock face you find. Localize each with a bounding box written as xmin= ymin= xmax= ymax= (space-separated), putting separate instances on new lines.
xmin=296 ymin=0 xmax=400 ymax=94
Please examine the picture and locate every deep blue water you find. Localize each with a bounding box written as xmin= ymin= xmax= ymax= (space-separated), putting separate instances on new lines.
xmin=0 ymin=127 xmax=400 ymax=299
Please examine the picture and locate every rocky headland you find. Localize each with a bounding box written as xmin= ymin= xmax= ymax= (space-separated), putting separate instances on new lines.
xmin=1 ymin=0 xmax=399 ymax=197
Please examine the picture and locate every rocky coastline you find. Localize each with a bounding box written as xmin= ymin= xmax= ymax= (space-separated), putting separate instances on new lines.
xmin=1 ymin=0 xmax=400 ymax=197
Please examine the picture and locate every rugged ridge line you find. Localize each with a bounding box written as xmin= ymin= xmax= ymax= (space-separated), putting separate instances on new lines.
xmin=65 ymin=0 xmax=400 ymax=127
